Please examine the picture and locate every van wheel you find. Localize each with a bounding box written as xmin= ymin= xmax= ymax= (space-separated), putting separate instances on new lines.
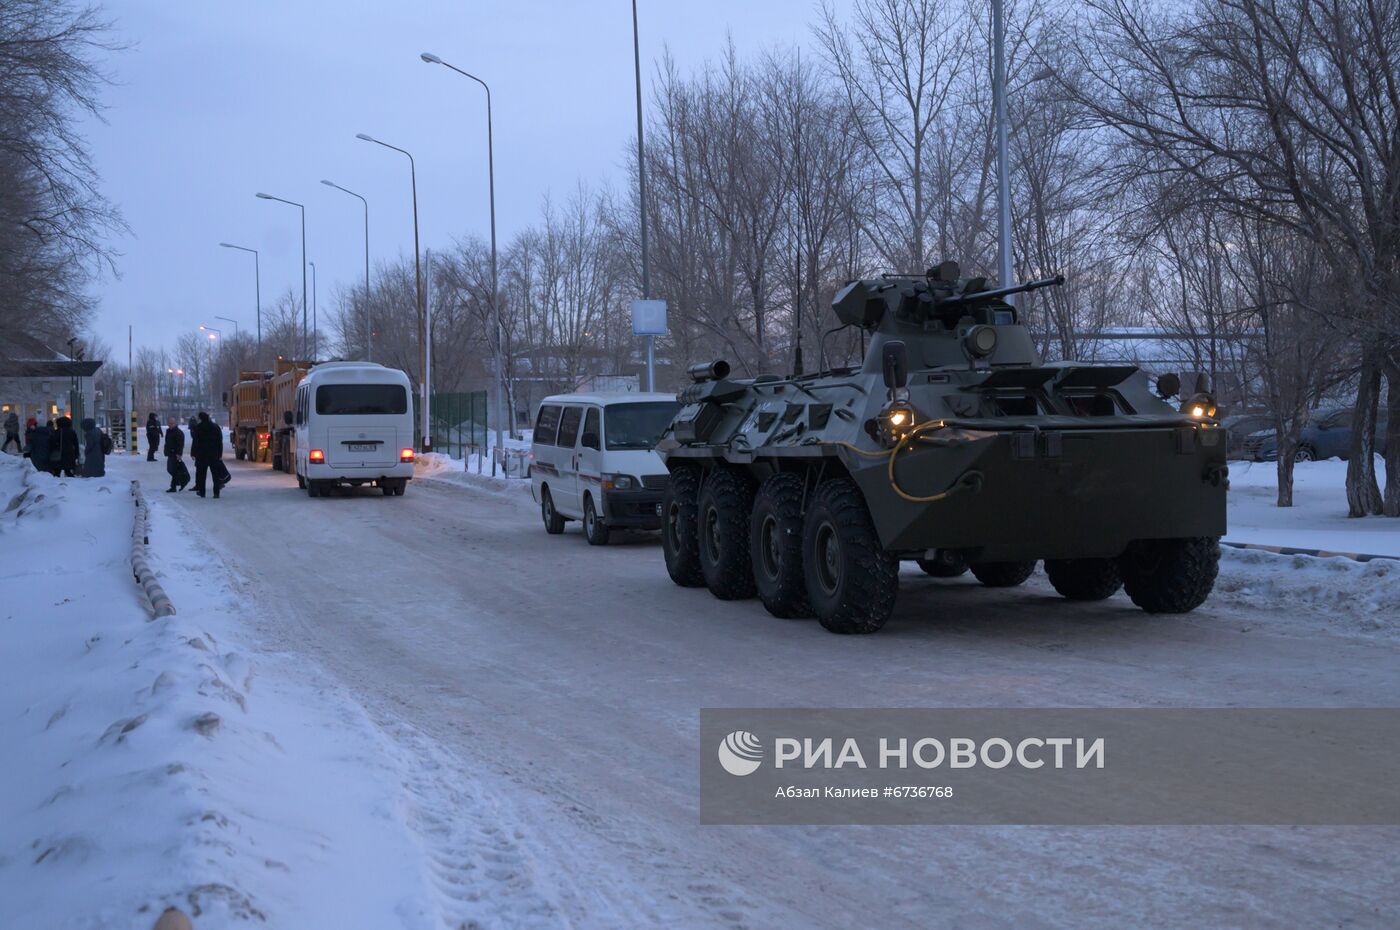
xmin=583 ymin=495 xmax=611 ymax=545
xmin=750 ymin=473 xmax=811 ymax=618
xmin=698 ymin=469 xmax=756 ymax=600
xmin=306 ymin=479 xmax=319 ymax=498
xmin=392 ymin=480 xmax=406 ymax=497
xmin=296 ymin=473 xmax=305 ymax=489
xmin=662 ymin=465 xmax=706 ymax=587
xmin=382 ymin=482 xmax=393 ymax=496
xmin=541 ymin=487 xmax=566 ymax=534
xmin=802 ymin=478 xmax=897 ymax=634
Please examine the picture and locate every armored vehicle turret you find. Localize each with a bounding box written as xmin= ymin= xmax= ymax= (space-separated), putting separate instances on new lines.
xmin=656 ymin=262 xmax=1228 ymax=634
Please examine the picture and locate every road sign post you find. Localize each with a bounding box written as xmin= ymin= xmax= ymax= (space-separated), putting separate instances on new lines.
xmin=631 ymin=299 xmax=667 ymax=392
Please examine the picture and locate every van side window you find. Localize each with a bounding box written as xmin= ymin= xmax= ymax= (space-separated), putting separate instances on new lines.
xmin=535 ymin=404 xmax=561 ymax=446
xmin=295 ymin=387 xmax=305 ymax=425
xmin=557 ymin=406 xmax=582 ymax=448
xmin=581 ymin=407 xmax=601 ymax=450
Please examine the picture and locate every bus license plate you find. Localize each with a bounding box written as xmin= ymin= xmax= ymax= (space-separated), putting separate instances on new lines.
xmin=348 ymin=443 xmax=376 ymax=452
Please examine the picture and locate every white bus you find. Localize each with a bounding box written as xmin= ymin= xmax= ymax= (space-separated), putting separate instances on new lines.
xmin=292 ymin=362 xmax=415 ymax=497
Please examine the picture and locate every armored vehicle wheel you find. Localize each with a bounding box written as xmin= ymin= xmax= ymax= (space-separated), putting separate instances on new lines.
xmin=698 ymin=470 xmax=756 ymax=599
xmin=1044 ymin=558 xmax=1122 ymax=601
xmin=541 ymin=487 xmax=566 ymax=534
xmin=916 ymin=551 xmax=968 ymax=578
xmin=802 ymin=479 xmax=898 ymax=634
xmin=750 ymin=474 xmax=812 ymax=618
xmin=662 ymin=465 xmax=706 ymax=588
xmin=1119 ymin=537 xmax=1219 ymax=613
xmin=970 ymin=560 xmax=1037 ymax=587
xmin=583 ymin=494 xmax=612 ymax=546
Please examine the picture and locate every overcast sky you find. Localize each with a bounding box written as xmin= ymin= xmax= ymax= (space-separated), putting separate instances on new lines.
xmin=87 ymin=0 xmax=828 ymax=359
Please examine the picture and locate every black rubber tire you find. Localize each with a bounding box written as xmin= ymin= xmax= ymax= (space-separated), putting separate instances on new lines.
xmin=306 ymin=478 xmax=320 ymax=498
xmin=802 ymin=478 xmax=897 ymax=634
xmin=1118 ymin=537 xmax=1219 ymax=613
xmin=296 ymin=473 xmax=306 ymax=489
xmin=916 ymin=551 xmax=969 ymax=578
xmin=1044 ymin=558 xmax=1122 ymax=601
xmin=697 ymin=470 xmax=756 ymax=599
xmin=234 ymin=445 xmax=245 ymax=461
xmin=393 ymin=480 xmax=406 ymax=497
xmin=382 ymin=482 xmax=393 ymax=496
xmin=1294 ymin=445 xmax=1315 ymax=462
xmin=541 ymin=487 xmax=566 ymax=534
xmin=583 ymin=494 xmax=611 ymax=546
xmin=970 ymin=560 xmax=1037 ymax=587
xmin=749 ymin=474 xmax=811 ymax=618
xmin=662 ymin=466 xmax=706 ymax=587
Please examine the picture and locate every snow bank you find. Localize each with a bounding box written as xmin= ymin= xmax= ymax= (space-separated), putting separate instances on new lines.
xmin=414 ymin=451 xmax=530 ymax=499
xmin=0 ymin=457 xmax=438 ymax=928
xmin=1214 ymin=545 xmax=1400 ymax=637
xmin=1227 ymin=457 xmax=1399 ymax=557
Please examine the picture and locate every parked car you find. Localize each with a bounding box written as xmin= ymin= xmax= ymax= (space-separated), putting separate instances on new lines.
xmin=1221 ymin=413 xmax=1273 ymax=460
xmin=530 ymin=392 xmax=680 ymax=544
xmin=1246 ymin=406 xmax=1389 ymax=462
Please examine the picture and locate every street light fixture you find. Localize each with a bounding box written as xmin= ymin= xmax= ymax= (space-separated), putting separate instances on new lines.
xmin=356 ymin=132 xmax=428 ymax=451
xmin=218 ymin=242 xmax=261 ymax=360
xmin=321 ymin=179 xmax=372 ymax=361
xmin=421 ymin=50 xmax=505 ymax=465
xmin=255 ymin=192 xmax=309 ymax=358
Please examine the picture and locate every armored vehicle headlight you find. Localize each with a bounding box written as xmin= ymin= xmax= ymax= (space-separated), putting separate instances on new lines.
xmin=879 ymin=401 xmax=919 ymax=445
xmin=964 ymin=325 xmax=998 ymax=358
xmin=1182 ymin=392 xmax=1218 ymax=419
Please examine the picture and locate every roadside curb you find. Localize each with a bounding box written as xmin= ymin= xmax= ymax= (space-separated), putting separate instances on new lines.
xmin=1223 ymin=540 xmax=1400 ymax=564
xmin=130 ymin=480 xmax=176 ymax=618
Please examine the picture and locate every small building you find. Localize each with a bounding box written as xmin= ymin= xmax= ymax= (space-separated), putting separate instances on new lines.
xmin=0 ymin=331 xmax=103 ymax=428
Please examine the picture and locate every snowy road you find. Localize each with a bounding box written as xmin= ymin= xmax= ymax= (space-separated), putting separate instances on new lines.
xmin=135 ymin=454 xmax=1400 ymax=929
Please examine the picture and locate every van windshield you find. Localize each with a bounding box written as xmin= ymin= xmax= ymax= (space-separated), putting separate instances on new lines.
xmin=605 ymin=401 xmax=680 ymax=450
xmin=316 ymin=383 xmax=407 ymax=415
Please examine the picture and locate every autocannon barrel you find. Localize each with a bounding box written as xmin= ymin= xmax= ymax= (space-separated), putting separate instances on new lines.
xmin=688 ymin=359 xmax=732 ymax=383
xmin=935 ymin=274 xmax=1065 ymax=308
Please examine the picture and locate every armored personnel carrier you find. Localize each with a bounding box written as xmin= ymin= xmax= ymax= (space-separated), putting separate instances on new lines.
xmin=656 ymin=261 xmax=1228 ymax=634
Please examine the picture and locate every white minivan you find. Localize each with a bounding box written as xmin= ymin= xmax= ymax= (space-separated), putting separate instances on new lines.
xmin=530 ymin=392 xmax=680 ymax=544
xmin=292 ymin=362 xmax=416 ymax=497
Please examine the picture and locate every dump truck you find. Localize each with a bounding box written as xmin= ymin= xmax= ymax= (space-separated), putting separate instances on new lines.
xmin=656 ymin=261 xmax=1228 ymax=634
xmin=226 ymin=370 xmax=272 ymax=462
xmin=269 ymin=358 xmax=311 ymax=472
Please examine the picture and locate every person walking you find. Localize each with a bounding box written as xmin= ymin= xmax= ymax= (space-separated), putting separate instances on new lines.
xmin=53 ymin=416 xmax=80 ymax=477
xmin=190 ymin=411 xmax=226 ymax=498
xmin=164 ymin=416 xmax=188 ymax=492
xmin=26 ymin=417 xmax=50 ymax=472
xmin=80 ymin=418 xmax=108 ymax=477
xmin=145 ymin=413 xmax=162 ymax=462
xmin=2 ymin=409 xmax=19 ymax=454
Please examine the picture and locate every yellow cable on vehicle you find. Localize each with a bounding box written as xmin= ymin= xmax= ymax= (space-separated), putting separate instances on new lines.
xmin=886 ymin=420 xmax=983 ymax=503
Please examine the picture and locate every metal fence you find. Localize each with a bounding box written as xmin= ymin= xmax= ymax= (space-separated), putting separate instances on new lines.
xmin=415 ymin=391 xmax=488 ymax=460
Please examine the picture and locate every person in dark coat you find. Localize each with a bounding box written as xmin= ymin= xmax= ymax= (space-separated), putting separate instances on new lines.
xmin=53 ymin=416 xmax=80 ymax=477
xmin=164 ymin=416 xmax=188 ymax=492
xmin=23 ymin=417 xmax=37 ymax=459
xmin=3 ymin=409 xmax=19 ymax=454
xmin=80 ymin=417 xmax=106 ymax=477
xmin=146 ymin=413 xmax=162 ymax=461
xmin=190 ymin=411 xmax=226 ymax=498
xmin=26 ymin=418 xmax=50 ymax=472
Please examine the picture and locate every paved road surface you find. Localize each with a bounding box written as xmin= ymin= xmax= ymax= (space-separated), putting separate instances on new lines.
xmin=142 ymin=455 xmax=1400 ymax=928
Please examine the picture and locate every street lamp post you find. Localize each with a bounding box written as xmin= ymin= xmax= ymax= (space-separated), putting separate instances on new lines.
xmin=218 ymin=242 xmax=260 ymax=361
xmin=630 ymin=1 xmax=655 ymax=391
xmin=321 ymin=179 xmax=372 ymax=361
xmin=255 ymin=192 xmax=309 ymax=358
xmin=993 ymin=0 xmax=1012 ymax=291
xmin=421 ymin=51 xmax=506 ymax=467
xmin=356 ymin=132 xmax=429 ymax=452
xmin=308 ymin=261 xmax=318 ymax=359
xmin=199 ymin=325 xmax=222 ymax=409
xmin=215 ymin=316 xmax=240 ymax=340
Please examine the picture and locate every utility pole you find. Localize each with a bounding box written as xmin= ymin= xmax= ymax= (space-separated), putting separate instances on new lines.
xmin=632 ymin=0 xmax=655 ymax=391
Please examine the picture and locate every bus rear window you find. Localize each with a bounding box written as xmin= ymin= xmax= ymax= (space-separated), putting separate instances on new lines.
xmin=315 ymin=384 xmax=407 ymax=415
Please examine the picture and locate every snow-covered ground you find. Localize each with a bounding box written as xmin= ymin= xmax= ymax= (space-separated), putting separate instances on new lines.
xmin=0 ymin=455 xmax=461 ymax=929
xmin=1227 ymin=456 xmax=1398 ymax=557
xmin=5 ymin=448 xmax=1400 ymax=928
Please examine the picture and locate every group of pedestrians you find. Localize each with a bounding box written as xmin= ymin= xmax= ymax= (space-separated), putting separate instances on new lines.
xmin=147 ymin=411 xmax=228 ymax=498
xmin=4 ymin=409 xmax=110 ymax=477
